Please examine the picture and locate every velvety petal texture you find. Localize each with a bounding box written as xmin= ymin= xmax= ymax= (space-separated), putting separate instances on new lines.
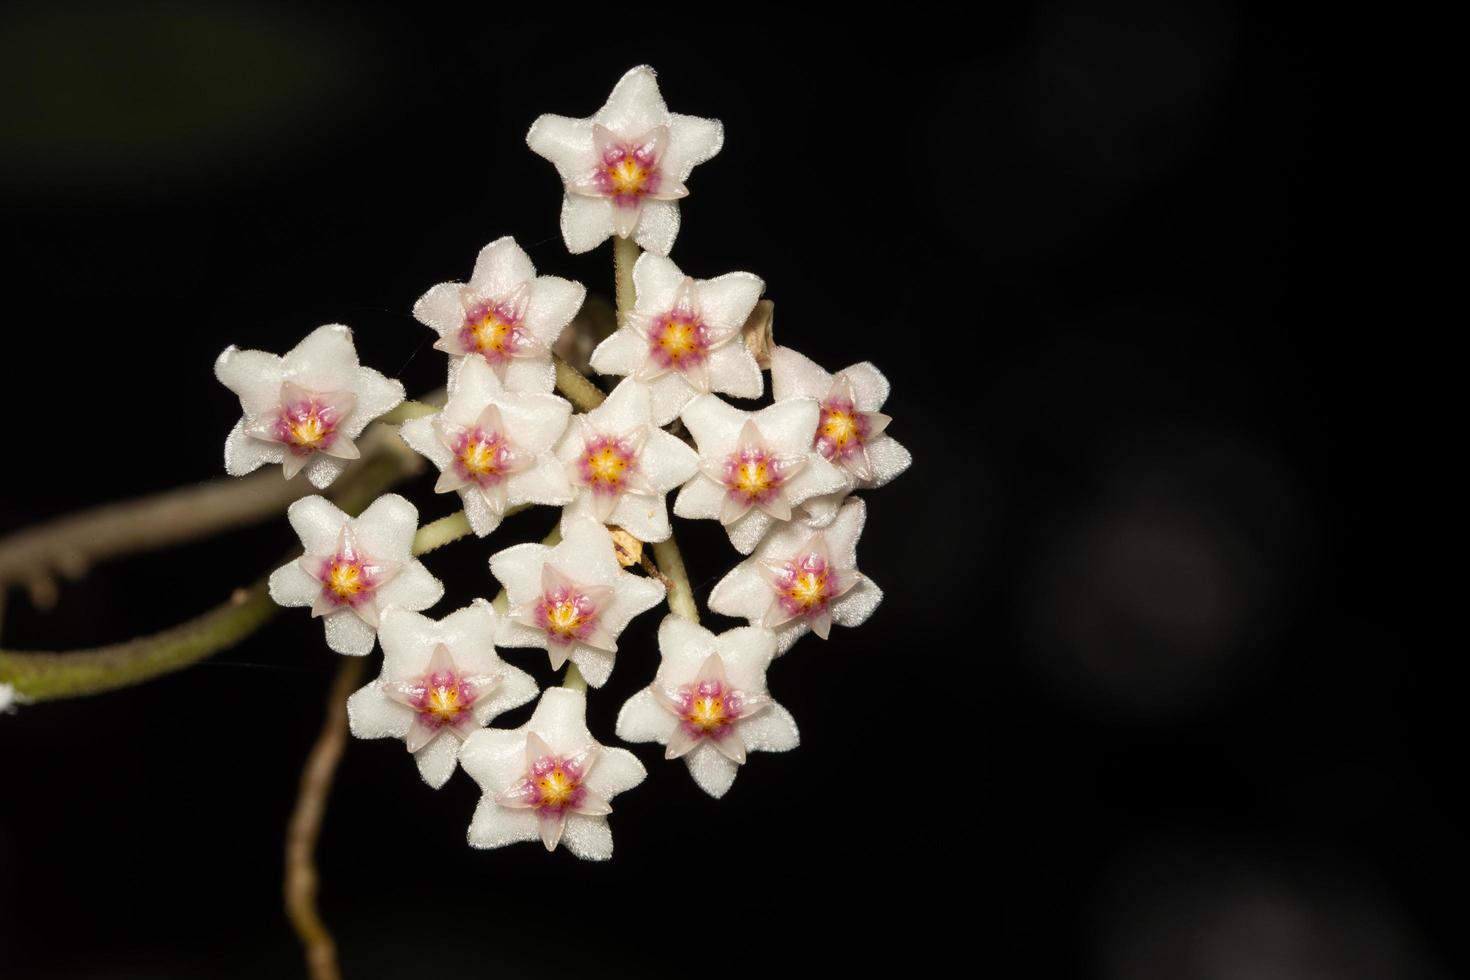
xmin=589 ymin=253 xmax=764 ymax=425
xmin=527 ymin=65 xmax=722 ymax=256
xmin=346 ymin=601 xmax=538 ymax=788
xmin=413 ymin=236 xmax=586 ymax=394
xmin=554 ymin=379 xmax=698 ymax=542
xmin=673 ymin=394 xmax=848 ymax=554
xmin=399 ymin=357 xmax=574 ymax=537
xmin=461 ymin=688 xmax=646 ymax=860
xmin=615 ymin=617 xmax=797 ymax=798
xmin=216 ymin=324 xmax=405 ymax=488
xmin=268 ymin=494 xmax=444 ymax=656
xmin=707 ymin=497 xmax=882 ymax=654
xmin=490 ymin=516 xmax=666 ymax=687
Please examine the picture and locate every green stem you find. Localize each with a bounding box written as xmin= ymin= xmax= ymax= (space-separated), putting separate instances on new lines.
xmin=0 ymin=427 xmax=422 ymax=703
xmin=613 ymin=236 xmax=639 ymax=328
xmin=652 ymin=538 xmax=699 ymax=623
xmin=378 ymin=399 xmax=442 ymax=425
xmin=411 ymin=511 xmax=472 ymax=555
xmin=553 ymin=354 xmax=607 ymax=411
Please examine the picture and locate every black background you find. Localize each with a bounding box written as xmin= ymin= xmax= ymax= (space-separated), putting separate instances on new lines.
xmin=1 ymin=4 xmax=1450 ymax=978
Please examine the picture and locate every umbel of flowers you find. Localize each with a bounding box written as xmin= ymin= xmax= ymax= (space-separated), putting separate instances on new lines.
xmin=214 ymin=66 xmax=911 ymax=860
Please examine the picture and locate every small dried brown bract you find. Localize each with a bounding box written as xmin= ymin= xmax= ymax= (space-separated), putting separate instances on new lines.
xmin=608 ymin=526 xmax=643 ymax=568
xmin=740 ymin=299 xmax=776 ymax=369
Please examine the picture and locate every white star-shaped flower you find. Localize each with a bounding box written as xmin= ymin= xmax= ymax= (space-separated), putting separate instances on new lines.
xmin=707 ymin=498 xmax=883 ymax=654
xmin=527 ymin=65 xmax=723 ymax=256
xmin=461 ymin=687 xmax=646 ymax=858
xmin=589 ymin=253 xmax=764 ymax=425
xmin=489 ymin=515 xmax=665 ymax=687
xmin=268 ymin=494 xmax=444 ymax=656
xmin=770 ymin=346 xmax=912 ymax=527
xmin=399 ymin=357 xmax=573 ymax=537
xmin=616 ymin=617 xmax=799 ymax=798
xmin=346 ymin=601 xmax=538 ymax=789
xmin=412 ymin=236 xmax=586 ymax=394
xmin=216 ymin=324 xmax=405 ymax=488
xmin=673 ymin=394 xmax=849 ymax=554
xmin=555 ymin=379 xmax=698 ymax=542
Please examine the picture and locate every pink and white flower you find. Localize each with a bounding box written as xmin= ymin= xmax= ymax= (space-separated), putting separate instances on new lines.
xmin=555 ymin=379 xmax=698 ymax=542
xmin=707 ymin=498 xmax=882 ymax=654
xmin=589 ymin=253 xmax=764 ymax=425
xmin=268 ymin=494 xmax=444 ymax=656
xmin=346 ymin=601 xmax=538 ymax=788
xmin=461 ymin=687 xmax=646 ymax=859
xmin=673 ymin=394 xmax=849 ymax=554
xmin=216 ymin=324 xmax=405 ymax=488
xmin=616 ymin=617 xmax=798 ymax=798
xmin=412 ymin=237 xmax=586 ymax=394
xmin=399 ymin=357 xmax=573 ymax=537
xmin=490 ymin=516 xmax=665 ymax=687
xmin=770 ymin=346 xmax=911 ymax=526
xmin=527 ymin=65 xmax=723 ymax=256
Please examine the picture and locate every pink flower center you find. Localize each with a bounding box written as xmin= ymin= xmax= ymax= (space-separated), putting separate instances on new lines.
xmin=452 ymin=427 xmax=514 ymax=487
xmin=406 ymin=670 xmax=480 ymax=731
xmin=276 ymin=398 xmax=343 ymax=455
xmin=647 ymin=311 xmax=710 ymax=373
xmin=316 ymin=554 xmax=380 ymax=609
xmin=719 ymin=446 xmax=785 ymax=505
xmin=815 ymin=396 xmax=871 ymax=463
xmin=458 ymin=301 xmax=527 ymax=366
xmin=535 ymin=586 xmax=602 ymax=647
xmin=577 ymin=436 xmax=639 ymax=496
xmin=595 ymin=142 xmax=663 ymax=206
xmin=523 ymin=755 xmax=588 ymax=815
xmin=772 ymin=552 xmax=840 ymax=620
xmin=672 ymin=678 xmax=748 ymax=740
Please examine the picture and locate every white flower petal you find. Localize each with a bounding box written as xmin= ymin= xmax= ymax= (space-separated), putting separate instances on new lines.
xmin=593 ymin=65 xmax=668 ymax=136
xmin=553 ymin=516 xmax=623 ymax=583
xmin=663 ymin=112 xmax=724 ymax=181
xmin=324 ymin=609 xmax=377 ymax=656
xmin=724 ymin=508 xmax=775 ymax=555
xmin=631 ymin=253 xmax=687 ymax=314
xmin=606 ymin=493 xmax=671 ymax=544
xmin=352 ymin=493 xmax=417 ymax=558
xmin=641 ymin=427 xmax=699 ymax=490
xmin=506 ymin=457 xmax=574 ymax=508
xmin=414 ymin=734 xmax=461 ymax=789
xmin=769 ymin=345 xmax=833 ymax=402
xmin=672 ymin=476 xmax=724 ymax=521
xmin=560 ymin=194 xmax=615 ymax=255
xmin=679 ymin=394 xmax=746 ymax=453
xmin=561 ymin=813 xmax=615 ymax=861
xmin=525 ymin=687 xmax=592 ymax=752
xmin=825 ymin=498 xmax=868 ymax=568
xmin=706 ymin=561 xmax=767 ymax=623
xmin=705 ymin=342 xmax=763 ymax=399
xmin=753 ymin=398 xmax=820 ymax=455
xmin=224 ymin=420 xmax=283 ymax=477
xmin=469 ymin=236 xmax=537 ymax=298
xmin=711 ymin=626 xmax=777 ymax=690
xmin=797 ymin=490 xmax=847 ymax=528
xmin=215 ymin=346 xmax=283 ymax=417
xmin=684 ymin=742 xmax=740 ymax=798
xmin=695 ymin=272 xmax=764 ymax=331
xmin=474 ymin=667 xmax=539 ymax=724
xmin=865 ymin=434 xmax=913 ymax=487
xmin=282 ymin=324 xmax=359 ymax=392
xmin=600 ymin=574 xmax=665 ymax=635
xmin=397 ymin=416 xmax=452 ymax=470
xmin=591 ymin=378 xmax=652 ymax=434
xmin=268 ymin=562 xmax=320 ymax=609
xmin=413 ymin=281 xmax=465 ymax=336
xmin=631 ymin=199 xmax=680 ymax=257
xmin=737 ymin=703 xmax=800 ymax=752
xmin=445 ymin=355 xmax=504 ymax=413
xmin=461 ymin=727 xmax=529 ymax=795
xmin=568 ymin=646 xmax=616 ymax=688
xmin=467 ymin=797 xmax=540 ymax=849
xmin=785 ymin=455 xmax=849 ymax=506
xmin=286 ymin=496 xmax=348 ymax=556
xmin=500 ymin=357 xmax=556 ymax=395
xmin=346 ymin=684 xmax=413 ymax=740
xmin=526 ymin=113 xmax=596 ymax=180
xmin=488 ymin=542 xmax=552 ymax=605
xmin=376 ymin=607 xmax=436 ymax=678
xmin=346 ymin=367 xmax=405 ymax=434
xmin=303 ymin=455 xmax=351 ymax=490
xmin=830 ymin=576 xmax=883 ymax=628
xmin=646 ymin=372 xmax=697 ymax=426
xmin=524 ymin=276 xmax=586 ymax=347
xmin=460 ymin=488 xmax=499 ymax=537
xmin=585 ymin=746 xmax=647 ymax=798
xmin=837 ymin=361 xmax=891 ymax=412
xmin=498 ymin=393 xmax=572 ymax=452
xmin=656 ymin=614 xmax=718 ymax=668
xmin=588 ymin=329 xmax=647 ymax=378
xmin=376 ymin=561 xmax=443 ymax=614
xmin=614 ymin=688 xmax=675 ymax=744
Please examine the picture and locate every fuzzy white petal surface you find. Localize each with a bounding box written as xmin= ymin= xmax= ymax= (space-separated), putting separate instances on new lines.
xmin=837 ymin=362 xmax=892 ymax=411
xmin=679 ymin=394 xmax=746 ymax=453
xmin=413 ymin=281 xmax=465 ymax=336
xmin=469 ymin=236 xmax=537 ymax=298
xmin=685 ymin=743 xmax=740 ymax=798
xmin=286 ymin=496 xmax=348 ymax=556
xmin=414 ymin=735 xmax=461 ymax=789
xmin=526 ymin=113 xmax=596 ymax=179
xmin=268 ymin=563 xmax=320 ymax=609
xmin=614 ymin=688 xmax=675 ymax=743
xmin=324 ymin=609 xmax=377 ymax=656
xmin=506 ymin=457 xmax=574 ymax=507
xmin=724 ymin=508 xmax=775 ymax=555
xmin=498 ymin=392 xmax=572 ymax=453
xmin=663 ymin=113 xmax=724 ymax=180
xmin=500 ymin=358 xmax=557 ymax=395
xmin=559 ymin=195 xmax=615 ymax=255
xmin=215 ymin=346 xmax=284 ymax=417
xmin=561 ymin=814 xmax=615 ymax=861
xmin=696 ymin=272 xmax=764 ymax=331
xmin=865 ymin=434 xmax=913 ymax=487
xmin=705 ymin=342 xmax=764 ymax=399
xmin=398 ymin=416 xmax=452 ymax=470
xmin=630 ymin=253 xmax=686 ymax=313
xmin=352 ymin=494 xmax=417 ymax=558
xmin=830 ymin=576 xmax=883 ymax=628
xmin=223 ymin=420 xmax=283 ymax=476
xmin=672 ymin=477 xmax=725 ymax=521
xmin=595 ymin=66 xmax=667 ymax=133
xmin=467 ymin=798 xmax=540 ymax=849
xmin=524 ymin=276 xmax=586 ymax=347
xmin=282 ymin=324 xmax=359 ymax=392
xmin=302 ymin=456 xmax=351 ymax=490
xmin=738 ymin=703 xmax=800 ymax=752
xmin=769 ymin=346 xmax=832 ymax=402
xmin=346 ymin=684 xmax=413 ymax=740
xmin=588 ymin=328 xmax=647 ymax=378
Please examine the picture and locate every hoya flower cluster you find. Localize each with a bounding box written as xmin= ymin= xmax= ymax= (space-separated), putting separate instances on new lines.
xmin=214 ymin=66 xmax=910 ymax=860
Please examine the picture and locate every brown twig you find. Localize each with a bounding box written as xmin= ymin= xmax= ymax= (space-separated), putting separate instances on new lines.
xmin=285 ymin=656 xmax=367 ymax=980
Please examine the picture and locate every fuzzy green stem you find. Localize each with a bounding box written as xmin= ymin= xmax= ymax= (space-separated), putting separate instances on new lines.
xmin=652 ymin=538 xmax=699 ymax=623
xmin=411 ymin=511 xmax=472 ymax=555
xmin=613 ymin=236 xmax=640 ymax=328
xmin=378 ymin=399 xmax=442 ymax=425
xmin=553 ymin=354 xmax=607 ymax=411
